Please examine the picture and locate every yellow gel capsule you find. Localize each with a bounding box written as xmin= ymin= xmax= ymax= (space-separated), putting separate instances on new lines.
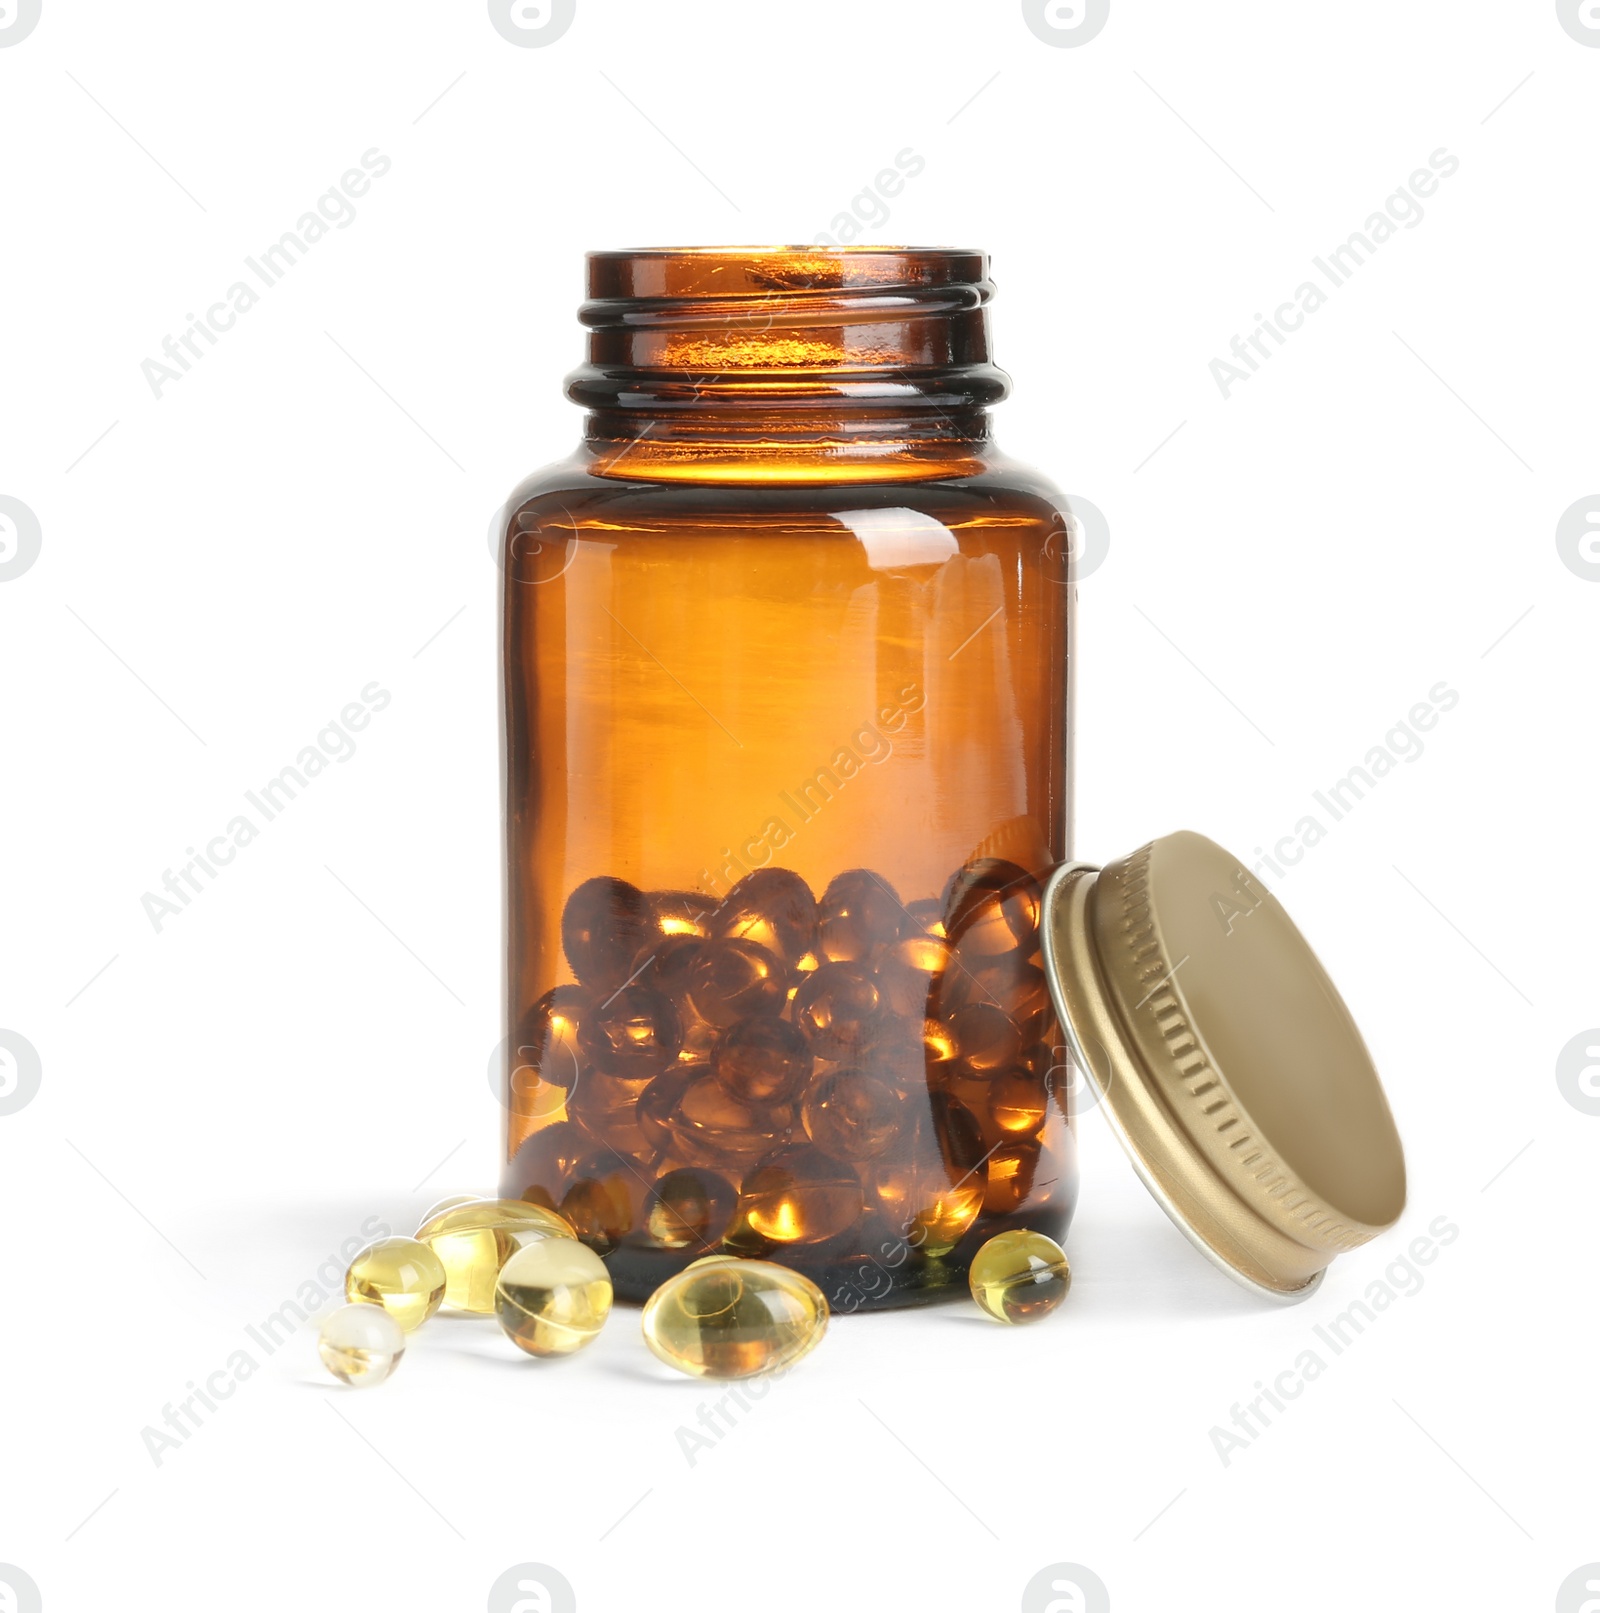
xmin=318 ymin=1302 xmax=405 ymax=1387
xmin=873 ymin=1160 xmax=985 ymax=1258
xmin=968 ymin=1229 xmax=1072 ymax=1323
xmin=344 ymin=1237 xmax=447 ymax=1332
xmin=871 ymin=1099 xmax=987 ymax=1258
xmin=986 ymin=1068 xmax=1050 ymax=1139
xmin=494 ymin=1238 xmax=613 ymax=1357
xmin=641 ymin=1259 xmax=828 ymax=1380
xmin=740 ymin=1146 xmax=862 ymax=1244
xmin=417 ymin=1198 xmax=576 ymax=1314
xmin=643 ymin=1166 xmax=737 ymax=1250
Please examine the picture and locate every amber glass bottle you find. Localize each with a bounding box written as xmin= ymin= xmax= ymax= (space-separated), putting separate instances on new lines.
xmin=497 ymin=248 xmax=1077 ymax=1310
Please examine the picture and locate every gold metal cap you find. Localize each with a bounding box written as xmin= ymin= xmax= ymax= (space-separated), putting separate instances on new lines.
xmin=1040 ymin=831 xmax=1406 ymax=1302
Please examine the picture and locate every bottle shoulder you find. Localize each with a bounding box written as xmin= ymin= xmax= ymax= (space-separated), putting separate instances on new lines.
xmin=496 ymin=447 xmax=1072 ymax=532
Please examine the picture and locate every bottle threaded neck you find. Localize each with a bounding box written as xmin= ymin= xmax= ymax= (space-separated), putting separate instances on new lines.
xmin=566 ymin=246 xmax=1010 ymax=418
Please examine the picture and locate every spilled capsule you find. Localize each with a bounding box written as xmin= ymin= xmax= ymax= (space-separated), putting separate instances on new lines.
xmin=495 ymin=1238 xmax=613 ymax=1358
xmin=415 ymin=1197 xmax=575 ymax=1313
xmin=642 ymin=1258 xmax=829 ymax=1380
xmin=968 ymin=1229 xmax=1072 ymax=1324
xmin=319 ymin=1303 xmax=405 ymax=1388
xmin=344 ymin=1236 xmax=447 ymax=1332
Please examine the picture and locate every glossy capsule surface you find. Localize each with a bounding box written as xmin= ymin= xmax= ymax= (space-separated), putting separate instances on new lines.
xmin=739 ymin=1145 xmax=862 ymax=1244
xmin=816 ymin=868 xmax=903 ymax=962
xmin=343 ymin=1237 xmax=447 ymax=1332
xmin=641 ymin=1259 xmax=829 ymax=1379
xmin=515 ymin=984 xmax=592 ymax=1089
xmin=495 ymin=1237 xmax=614 ymax=1357
xmin=318 ymin=1302 xmax=405 ymax=1387
xmin=642 ymin=1165 xmax=737 ymax=1250
xmin=416 ymin=1198 xmax=575 ymax=1313
xmin=791 ymin=962 xmax=882 ymax=1061
xmin=562 ymin=874 xmax=655 ymax=991
xmin=567 ymin=1069 xmax=656 ymax=1158
xmin=689 ymin=938 xmax=787 ymax=1027
xmin=711 ymin=867 xmax=819 ymax=968
xmin=801 ymin=1069 xmax=906 ymax=1161
xmin=872 ymin=1097 xmax=987 ymax=1257
xmin=578 ymin=984 xmax=682 ymax=1078
xmin=712 ymin=1016 xmax=813 ymax=1105
xmin=968 ymin=1229 xmax=1072 ymax=1323
xmin=559 ymin=1149 xmax=644 ymax=1253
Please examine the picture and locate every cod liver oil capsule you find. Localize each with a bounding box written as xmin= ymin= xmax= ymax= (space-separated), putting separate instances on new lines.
xmin=506 ymin=1122 xmax=587 ymax=1204
xmin=983 ymin=1136 xmax=1064 ymax=1215
xmin=951 ymin=1002 xmax=1022 ymax=1076
xmin=985 ymin=1067 xmax=1050 ymax=1138
xmin=873 ymin=1156 xmax=985 ymax=1257
xmin=567 ymin=1069 xmax=656 ymax=1159
xmin=494 ymin=1238 xmax=614 ymax=1357
xmin=791 ymin=962 xmax=883 ymax=1061
xmin=637 ymin=1066 xmax=693 ymax=1152
xmin=344 ymin=1237 xmax=447 ymax=1332
xmin=801 ymin=1069 xmax=906 ymax=1161
xmin=874 ymin=936 xmax=952 ymax=1019
xmin=941 ymin=858 xmax=1041 ymax=959
xmin=633 ymin=934 xmax=707 ymax=1035
xmin=711 ymin=867 xmax=819 ymax=968
xmin=559 ymin=1149 xmax=641 ymax=1253
xmin=817 ymin=868 xmax=904 ymax=962
xmin=578 ymin=984 xmax=682 ymax=1078
xmin=516 ymin=984 xmax=592 ymax=1089
xmin=417 ymin=1197 xmax=574 ymax=1313
xmin=641 ymin=1259 xmax=828 ymax=1379
xmin=712 ymin=1016 xmax=813 ymax=1104
xmin=739 ymin=1145 xmax=862 ymax=1244
xmin=872 ymin=1097 xmax=987 ymax=1256
xmin=562 ymin=874 xmax=655 ymax=992
xmin=968 ymin=1229 xmax=1072 ymax=1323
xmin=668 ymin=1072 xmax=794 ymax=1168
xmin=318 ymin=1302 xmax=405 ymax=1387
xmin=643 ymin=1166 xmax=737 ymax=1250
xmin=688 ymin=937 xmax=787 ymax=1027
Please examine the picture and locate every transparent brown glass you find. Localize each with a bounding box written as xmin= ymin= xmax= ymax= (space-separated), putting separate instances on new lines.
xmin=497 ymin=248 xmax=1078 ymax=1310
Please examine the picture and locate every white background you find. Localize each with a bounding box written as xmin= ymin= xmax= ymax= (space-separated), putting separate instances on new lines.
xmin=2 ymin=3 xmax=1596 ymax=1610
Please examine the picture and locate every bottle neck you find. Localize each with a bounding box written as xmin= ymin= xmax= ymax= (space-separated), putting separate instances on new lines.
xmin=579 ymin=405 xmax=995 ymax=483
xmin=565 ymin=248 xmax=1009 ymax=484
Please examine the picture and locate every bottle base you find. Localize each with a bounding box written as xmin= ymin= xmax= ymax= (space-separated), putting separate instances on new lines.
xmin=596 ymin=1200 xmax=1075 ymax=1313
